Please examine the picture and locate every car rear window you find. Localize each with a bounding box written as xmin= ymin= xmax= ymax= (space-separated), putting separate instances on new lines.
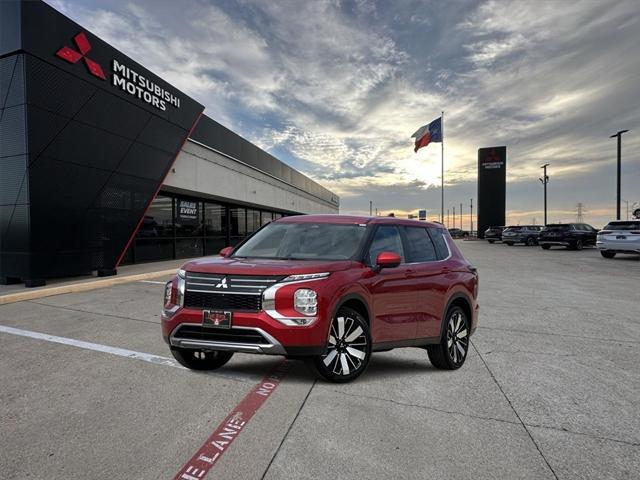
xmin=428 ymin=227 xmax=450 ymax=260
xmin=504 ymin=227 xmax=522 ymax=232
xmin=604 ymin=222 xmax=640 ymax=231
xmin=403 ymin=227 xmax=437 ymax=262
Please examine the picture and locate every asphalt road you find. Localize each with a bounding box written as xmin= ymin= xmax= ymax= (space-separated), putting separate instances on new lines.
xmin=1 ymin=242 xmax=638 ymax=479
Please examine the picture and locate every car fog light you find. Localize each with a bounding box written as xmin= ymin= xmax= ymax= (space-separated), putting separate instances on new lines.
xmin=294 ymin=289 xmax=317 ymax=316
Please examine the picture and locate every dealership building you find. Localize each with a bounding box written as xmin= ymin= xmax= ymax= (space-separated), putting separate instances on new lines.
xmin=0 ymin=0 xmax=339 ymax=287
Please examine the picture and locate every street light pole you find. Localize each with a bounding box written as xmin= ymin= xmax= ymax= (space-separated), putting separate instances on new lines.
xmin=369 ymin=200 xmax=373 ymax=216
xmin=470 ymin=198 xmax=473 ymax=234
xmin=610 ymin=130 xmax=630 ymax=220
xmin=539 ymin=163 xmax=550 ymax=225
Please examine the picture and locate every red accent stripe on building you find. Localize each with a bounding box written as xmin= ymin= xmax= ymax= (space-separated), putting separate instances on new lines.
xmin=115 ymin=112 xmax=203 ymax=268
xmin=172 ymin=360 xmax=291 ymax=480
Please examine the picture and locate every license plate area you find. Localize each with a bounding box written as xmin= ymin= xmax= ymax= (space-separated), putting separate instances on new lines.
xmin=203 ymin=310 xmax=232 ymax=329
xmin=616 ymin=235 xmax=627 ymax=240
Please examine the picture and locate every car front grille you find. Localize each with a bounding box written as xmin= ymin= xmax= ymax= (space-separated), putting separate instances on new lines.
xmin=183 ymin=272 xmax=283 ymax=312
xmin=184 ymin=291 xmax=263 ymax=311
xmin=172 ymin=325 xmax=269 ymax=345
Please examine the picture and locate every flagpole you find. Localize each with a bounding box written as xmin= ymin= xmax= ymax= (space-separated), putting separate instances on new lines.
xmin=441 ymin=110 xmax=444 ymax=224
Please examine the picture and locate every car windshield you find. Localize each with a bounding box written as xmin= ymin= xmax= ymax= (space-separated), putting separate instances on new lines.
xmin=603 ymin=221 xmax=640 ymax=231
xmin=232 ymin=222 xmax=367 ymax=260
xmin=545 ymin=224 xmax=571 ymax=231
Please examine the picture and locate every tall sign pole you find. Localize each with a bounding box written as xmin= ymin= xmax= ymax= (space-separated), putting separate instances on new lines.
xmin=610 ymin=130 xmax=629 ymax=220
xmin=540 ymin=163 xmax=550 ymax=226
xmin=441 ymin=111 xmax=444 ymax=224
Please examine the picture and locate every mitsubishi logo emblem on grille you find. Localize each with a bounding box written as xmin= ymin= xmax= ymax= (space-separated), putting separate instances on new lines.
xmin=215 ymin=277 xmax=229 ymax=289
xmin=55 ymin=32 xmax=106 ymax=80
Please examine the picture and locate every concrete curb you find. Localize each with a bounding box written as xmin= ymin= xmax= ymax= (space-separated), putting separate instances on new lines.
xmin=0 ymin=268 xmax=178 ymax=306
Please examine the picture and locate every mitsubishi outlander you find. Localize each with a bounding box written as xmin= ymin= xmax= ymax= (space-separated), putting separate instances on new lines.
xmin=161 ymin=215 xmax=479 ymax=382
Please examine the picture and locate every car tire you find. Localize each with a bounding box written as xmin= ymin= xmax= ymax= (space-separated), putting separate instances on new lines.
xmin=505 ymin=242 xmax=514 ymax=246
xmin=526 ymin=237 xmax=536 ymax=246
xmin=170 ymin=347 xmax=234 ymax=371
xmin=541 ymin=244 xmax=551 ymax=250
xmin=488 ymin=240 xmax=495 ymax=244
xmin=311 ymin=307 xmax=372 ymax=383
xmin=601 ymin=251 xmax=616 ymax=258
xmin=427 ymin=306 xmax=469 ymax=370
xmin=572 ymin=239 xmax=584 ymax=250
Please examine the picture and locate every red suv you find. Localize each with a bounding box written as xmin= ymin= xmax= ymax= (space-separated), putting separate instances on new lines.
xmin=162 ymin=215 xmax=479 ymax=382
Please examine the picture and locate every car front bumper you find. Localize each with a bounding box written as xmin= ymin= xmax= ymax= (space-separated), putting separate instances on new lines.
xmin=161 ymin=307 xmax=328 ymax=356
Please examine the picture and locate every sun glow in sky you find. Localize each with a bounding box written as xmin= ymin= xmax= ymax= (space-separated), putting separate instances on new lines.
xmin=48 ymin=0 xmax=640 ymax=227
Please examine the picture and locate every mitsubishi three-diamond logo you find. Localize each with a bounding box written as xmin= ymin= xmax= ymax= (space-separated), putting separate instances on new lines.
xmin=55 ymin=32 xmax=106 ymax=80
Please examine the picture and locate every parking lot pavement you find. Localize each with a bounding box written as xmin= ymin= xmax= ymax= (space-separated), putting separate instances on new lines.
xmin=1 ymin=242 xmax=638 ymax=479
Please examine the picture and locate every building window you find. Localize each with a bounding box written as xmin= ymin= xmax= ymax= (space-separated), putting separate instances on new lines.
xmin=246 ymin=209 xmax=260 ymax=234
xmin=204 ymin=202 xmax=226 ymax=236
xmin=261 ymin=211 xmax=273 ymax=226
xmin=175 ymin=198 xmax=203 ymax=237
xmin=138 ymin=195 xmax=173 ymax=238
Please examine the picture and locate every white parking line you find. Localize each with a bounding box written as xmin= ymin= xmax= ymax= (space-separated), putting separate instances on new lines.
xmin=0 ymin=324 xmax=182 ymax=369
xmin=139 ymin=280 xmax=167 ymax=285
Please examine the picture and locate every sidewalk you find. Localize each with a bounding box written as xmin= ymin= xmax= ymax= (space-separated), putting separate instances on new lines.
xmin=0 ymin=258 xmax=194 ymax=305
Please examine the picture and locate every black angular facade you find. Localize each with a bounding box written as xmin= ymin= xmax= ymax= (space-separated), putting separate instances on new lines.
xmin=0 ymin=0 xmax=204 ymax=285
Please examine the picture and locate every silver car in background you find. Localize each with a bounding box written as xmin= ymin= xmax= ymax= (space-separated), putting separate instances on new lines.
xmin=596 ymin=220 xmax=640 ymax=258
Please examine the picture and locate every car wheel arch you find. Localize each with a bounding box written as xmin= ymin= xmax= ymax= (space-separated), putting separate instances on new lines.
xmin=439 ymin=292 xmax=474 ymax=339
xmin=333 ymin=294 xmax=371 ymax=327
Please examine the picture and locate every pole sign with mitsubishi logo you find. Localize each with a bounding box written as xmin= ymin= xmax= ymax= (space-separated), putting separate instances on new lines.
xmin=477 ymin=147 xmax=506 ymax=239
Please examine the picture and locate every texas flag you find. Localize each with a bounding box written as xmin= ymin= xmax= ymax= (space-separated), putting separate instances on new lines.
xmin=411 ymin=117 xmax=442 ymax=152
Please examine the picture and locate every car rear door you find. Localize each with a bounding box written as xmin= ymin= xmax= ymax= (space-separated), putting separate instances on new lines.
xmin=402 ymin=226 xmax=448 ymax=339
xmin=362 ymin=225 xmax=418 ymax=343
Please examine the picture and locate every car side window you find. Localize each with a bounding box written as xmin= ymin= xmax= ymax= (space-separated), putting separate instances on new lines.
xmin=367 ymin=226 xmax=405 ymax=265
xmin=427 ymin=227 xmax=450 ymax=260
xmin=403 ymin=227 xmax=437 ymax=262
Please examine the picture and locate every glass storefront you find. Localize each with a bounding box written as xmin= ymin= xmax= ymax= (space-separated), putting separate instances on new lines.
xmin=121 ymin=193 xmax=291 ymax=265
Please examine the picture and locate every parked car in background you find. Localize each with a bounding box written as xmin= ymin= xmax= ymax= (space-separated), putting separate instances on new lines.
xmin=596 ymin=220 xmax=640 ymax=258
xmin=448 ymin=228 xmax=469 ymax=238
xmin=502 ymin=225 xmax=544 ymax=246
xmin=484 ymin=226 xmax=505 ymax=243
xmin=539 ymin=223 xmax=598 ymax=250
xmin=161 ymin=215 xmax=479 ymax=383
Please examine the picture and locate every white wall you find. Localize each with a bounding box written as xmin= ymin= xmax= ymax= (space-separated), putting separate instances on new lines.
xmin=162 ymin=140 xmax=339 ymax=214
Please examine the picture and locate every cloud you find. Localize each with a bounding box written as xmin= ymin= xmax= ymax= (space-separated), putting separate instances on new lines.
xmin=46 ymin=0 xmax=640 ymax=228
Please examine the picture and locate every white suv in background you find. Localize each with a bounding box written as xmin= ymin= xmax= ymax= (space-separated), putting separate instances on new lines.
xmin=596 ymin=220 xmax=640 ymax=258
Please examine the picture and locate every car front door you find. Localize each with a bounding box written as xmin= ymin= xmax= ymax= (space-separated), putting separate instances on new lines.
xmin=362 ymin=225 xmax=418 ymax=343
xmin=402 ymin=226 xmax=449 ymax=339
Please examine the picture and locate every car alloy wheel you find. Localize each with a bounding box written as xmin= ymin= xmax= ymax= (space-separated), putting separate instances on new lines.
xmin=526 ymin=237 xmax=536 ymax=246
xmin=312 ymin=307 xmax=371 ymax=382
xmin=427 ymin=306 xmax=469 ymax=369
xmin=575 ymin=239 xmax=584 ymax=250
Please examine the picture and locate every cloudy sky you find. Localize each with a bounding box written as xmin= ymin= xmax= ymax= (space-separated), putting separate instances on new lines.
xmin=48 ymin=0 xmax=640 ymax=227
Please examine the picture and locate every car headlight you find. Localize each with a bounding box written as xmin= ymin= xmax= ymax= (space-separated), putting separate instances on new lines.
xmin=164 ymin=281 xmax=173 ymax=306
xmin=294 ymin=289 xmax=318 ymax=316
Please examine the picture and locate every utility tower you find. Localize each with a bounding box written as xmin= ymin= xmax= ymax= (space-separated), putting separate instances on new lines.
xmin=575 ymin=203 xmax=586 ymax=222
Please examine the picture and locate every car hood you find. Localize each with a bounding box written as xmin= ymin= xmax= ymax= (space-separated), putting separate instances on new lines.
xmin=181 ymin=257 xmax=357 ymax=276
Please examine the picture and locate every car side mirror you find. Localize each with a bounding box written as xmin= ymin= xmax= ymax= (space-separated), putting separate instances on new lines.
xmin=375 ymin=251 xmax=401 ymax=271
xmin=219 ymin=246 xmax=233 ymax=257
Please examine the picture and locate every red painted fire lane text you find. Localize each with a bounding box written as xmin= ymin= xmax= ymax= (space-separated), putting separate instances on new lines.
xmin=173 ymin=361 xmax=291 ymax=480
